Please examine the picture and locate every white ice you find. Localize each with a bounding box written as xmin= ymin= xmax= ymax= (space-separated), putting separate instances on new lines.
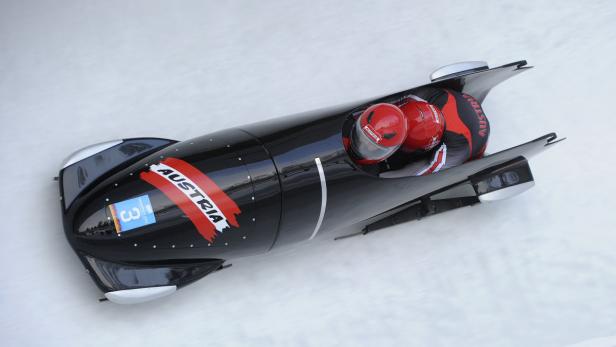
xmin=1 ymin=1 xmax=616 ymax=346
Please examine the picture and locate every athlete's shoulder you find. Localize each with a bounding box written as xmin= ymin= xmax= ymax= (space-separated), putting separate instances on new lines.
xmin=413 ymin=87 xmax=466 ymax=109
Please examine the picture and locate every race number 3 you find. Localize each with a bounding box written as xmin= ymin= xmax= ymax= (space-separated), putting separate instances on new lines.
xmin=120 ymin=208 xmax=141 ymax=223
xmin=108 ymin=195 xmax=156 ymax=233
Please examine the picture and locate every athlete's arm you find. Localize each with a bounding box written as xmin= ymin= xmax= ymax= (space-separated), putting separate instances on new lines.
xmin=379 ymin=143 xmax=447 ymax=178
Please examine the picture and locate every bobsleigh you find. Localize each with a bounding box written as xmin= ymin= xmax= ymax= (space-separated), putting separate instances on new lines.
xmin=58 ymin=60 xmax=561 ymax=304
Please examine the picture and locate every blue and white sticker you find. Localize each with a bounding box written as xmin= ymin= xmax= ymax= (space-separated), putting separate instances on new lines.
xmin=108 ymin=195 xmax=156 ymax=233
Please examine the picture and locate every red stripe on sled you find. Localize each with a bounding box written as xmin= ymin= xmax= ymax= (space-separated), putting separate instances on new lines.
xmin=163 ymin=157 xmax=241 ymax=227
xmin=140 ymin=170 xmax=217 ymax=242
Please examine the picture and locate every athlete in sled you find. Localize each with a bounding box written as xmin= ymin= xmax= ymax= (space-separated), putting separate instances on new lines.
xmin=344 ymin=86 xmax=490 ymax=177
xmin=57 ymin=60 xmax=562 ymax=303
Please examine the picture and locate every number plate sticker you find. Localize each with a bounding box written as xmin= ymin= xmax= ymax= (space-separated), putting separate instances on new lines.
xmin=108 ymin=195 xmax=156 ymax=233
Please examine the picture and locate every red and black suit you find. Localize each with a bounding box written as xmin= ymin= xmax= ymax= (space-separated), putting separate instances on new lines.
xmin=383 ymin=87 xmax=490 ymax=176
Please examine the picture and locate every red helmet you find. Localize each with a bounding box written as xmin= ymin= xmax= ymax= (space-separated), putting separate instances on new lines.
xmin=399 ymin=99 xmax=445 ymax=153
xmin=350 ymin=103 xmax=407 ymax=162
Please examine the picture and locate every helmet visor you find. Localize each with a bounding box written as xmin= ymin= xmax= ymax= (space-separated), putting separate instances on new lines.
xmin=350 ymin=122 xmax=398 ymax=161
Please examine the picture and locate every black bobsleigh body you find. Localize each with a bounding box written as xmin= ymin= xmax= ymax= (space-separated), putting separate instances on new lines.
xmin=58 ymin=60 xmax=561 ymax=304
